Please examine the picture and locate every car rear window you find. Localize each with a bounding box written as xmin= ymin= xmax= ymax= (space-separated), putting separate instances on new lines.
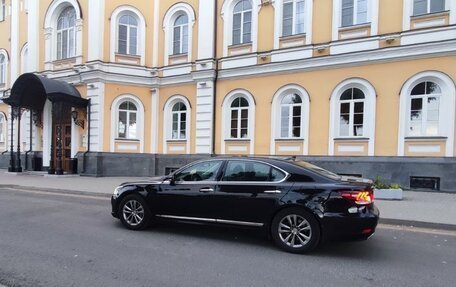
xmin=222 ymin=160 xmax=286 ymax=182
xmin=290 ymin=160 xmax=341 ymax=180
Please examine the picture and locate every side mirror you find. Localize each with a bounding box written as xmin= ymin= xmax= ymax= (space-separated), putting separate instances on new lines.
xmin=163 ymin=175 xmax=176 ymax=185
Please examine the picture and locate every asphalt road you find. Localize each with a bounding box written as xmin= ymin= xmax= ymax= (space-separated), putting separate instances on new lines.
xmin=0 ymin=187 xmax=455 ymax=287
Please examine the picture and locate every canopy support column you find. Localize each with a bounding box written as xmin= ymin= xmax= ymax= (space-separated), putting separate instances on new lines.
xmin=55 ymin=102 xmax=63 ymax=175
xmin=16 ymin=107 xmax=22 ymax=172
xmin=8 ymin=107 xmax=16 ymax=172
xmin=48 ymin=103 xmax=56 ymax=174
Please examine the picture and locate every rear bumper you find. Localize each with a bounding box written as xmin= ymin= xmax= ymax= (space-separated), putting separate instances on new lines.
xmin=321 ymin=204 xmax=380 ymax=241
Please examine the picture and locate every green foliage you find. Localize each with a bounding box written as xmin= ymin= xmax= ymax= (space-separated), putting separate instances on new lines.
xmin=373 ymin=176 xmax=401 ymax=189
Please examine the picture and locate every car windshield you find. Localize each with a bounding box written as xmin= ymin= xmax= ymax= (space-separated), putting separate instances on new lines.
xmin=290 ymin=160 xmax=341 ymax=180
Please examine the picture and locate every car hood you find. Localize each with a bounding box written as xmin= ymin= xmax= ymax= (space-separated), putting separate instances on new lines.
xmin=119 ymin=176 xmax=166 ymax=187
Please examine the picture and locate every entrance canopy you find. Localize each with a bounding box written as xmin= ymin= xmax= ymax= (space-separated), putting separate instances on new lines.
xmin=4 ymin=73 xmax=89 ymax=109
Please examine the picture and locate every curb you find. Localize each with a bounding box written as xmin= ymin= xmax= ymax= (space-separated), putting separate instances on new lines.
xmin=379 ymin=218 xmax=456 ymax=231
xmin=0 ymin=184 xmax=111 ymax=198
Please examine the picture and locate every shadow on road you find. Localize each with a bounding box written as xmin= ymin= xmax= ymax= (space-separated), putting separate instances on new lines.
xmin=112 ymin=220 xmax=387 ymax=260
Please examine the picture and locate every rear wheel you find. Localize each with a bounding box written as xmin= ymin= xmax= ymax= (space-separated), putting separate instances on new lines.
xmin=119 ymin=194 xmax=151 ymax=230
xmin=271 ymin=208 xmax=320 ymax=253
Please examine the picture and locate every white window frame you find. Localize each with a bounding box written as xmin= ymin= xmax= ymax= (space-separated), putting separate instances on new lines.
xmin=163 ymin=3 xmax=196 ymax=66
xmin=329 ymin=78 xmax=376 ymax=156
xmin=338 ymin=89 xmax=366 ymax=138
xmin=0 ymin=52 xmax=6 ymax=86
xmin=340 ymin=0 xmax=370 ymax=27
xmin=408 ymin=84 xmax=441 ymax=137
xmin=0 ymin=0 xmax=6 ymax=22
xmin=229 ymin=97 xmax=250 ymax=139
xmin=398 ymin=71 xmax=455 ymax=156
xmin=0 ymin=112 xmax=6 ymax=148
xmin=403 ymin=0 xmax=454 ymax=30
xmin=273 ymin=0 xmax=313 ymax=49
xmin=56 ymin=6 xmax=76 ymax=60
xmin=232 ymin=0 xmax=252 ymax=45
xmin=117 ymin=14 xmax=138 ymax=56
xmin=332 ymin=0 xmax=379 ymax=41
xmin=43 ymin=0 xmax=83 ymax=67
xmin=173 ymin=15 xmax=189 ymax=55
xmin=117 ymin=101 xmax=138 ymax=140
xmin=163 ymin=95 xmax=192 ymax=154
xmin=221 ymin=0 xmax=261 ymax=57
xmin=221 ymin=89 xmax=256 ymax=155
xmin=270 ymin=84 xmax=310 ymax=155
xmin=110 ymin=95 xmax=145 ymax=153
xmin=413 ymin=0 xmax=446 ymax=16
xmin=282 ymin=0 xmax=306 ymax=36
xmin=109 ymin=6 xmax=146 ymax=66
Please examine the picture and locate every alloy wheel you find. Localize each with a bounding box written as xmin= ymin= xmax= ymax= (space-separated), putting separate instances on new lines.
xmin=122 ymin=199 xmax=145 ymax=227
xmin=278 ymin=214 xmax=312 ymax=248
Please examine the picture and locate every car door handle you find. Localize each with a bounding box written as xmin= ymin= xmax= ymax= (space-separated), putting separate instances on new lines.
xmin=199 ymin=188 xmax=214 ymax=193
xmin=264 ymin=190 xmax=281 ymax=194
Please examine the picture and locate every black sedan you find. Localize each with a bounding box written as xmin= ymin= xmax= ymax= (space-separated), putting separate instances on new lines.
xmin=111 ymin=157 xmax=379 ymax=253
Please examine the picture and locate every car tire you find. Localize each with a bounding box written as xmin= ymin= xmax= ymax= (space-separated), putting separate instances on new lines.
xmin=118 ymin=194 xmax=151 ymax=230
xmin=271 ymin=208 xmax=320 ymax=253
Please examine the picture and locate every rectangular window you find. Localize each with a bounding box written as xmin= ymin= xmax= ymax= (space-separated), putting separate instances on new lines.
xmin=118 ymin=111 xmax=127 ymax=138
xmin=341 ymin=0 xmax=369 ymax=27
xmin=232 ymin=13 xmax=242 ymax=45
xmin=243 ymin=11 xmax=252 ymax=43
xmin=182 ymin=26 xmax=188 ymax=54
xmin=339 ymin=103 xmax=350 ymax=136
xmin=281 ymin=106 xmax=289 ymax=137
xmin=118 ymin=25 xmax=128 ymax=54
xmin=413 ymin=0 xmax=446 ymax=16
xmin=129 ymin=27 xmax=137 ymax=55
xmin=231 ymin=110 xmax=238 ymax=138
xmin=282 ymin=0 xmax=306 ymax=37
xmin=0 ymin=0 xmax=5 ymax=22
xmin=282 ymin=1 xmax=293 ymax=36
xmin=173 ymin=26 xmax=181 ymax=55
xmin=410 ymin=176 xmax=440 ymax=190
xmin=0 ymin=62 xmax=5 ymax=85
xmin=128 ymin=112 xmax=137 ymax=139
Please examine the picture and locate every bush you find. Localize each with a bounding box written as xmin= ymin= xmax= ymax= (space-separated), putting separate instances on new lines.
xmin=373 ymin=176 xmax=401 ymax=189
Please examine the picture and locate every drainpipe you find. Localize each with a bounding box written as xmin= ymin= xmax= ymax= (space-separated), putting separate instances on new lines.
xmin=24 ymin=109 xmax=33 ymax=170
xmin=211 ymin=0 xmax=219 ymax=156
xmin=82 ymin=99 xmax=91 ymax=174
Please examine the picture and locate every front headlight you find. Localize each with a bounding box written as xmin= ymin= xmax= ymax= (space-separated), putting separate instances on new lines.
xmin=113 ymin=186 xmax=121 ymax=199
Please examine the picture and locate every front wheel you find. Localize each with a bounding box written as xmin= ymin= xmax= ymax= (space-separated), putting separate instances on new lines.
xmin=118 ymin=194 xmax=151 ymax=230
xmin=271 ymin=208 xmax=320 ymax=253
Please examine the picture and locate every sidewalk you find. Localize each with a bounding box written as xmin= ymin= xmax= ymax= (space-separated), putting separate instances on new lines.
xmin=1 ymin=169 xmax=455 ymax=229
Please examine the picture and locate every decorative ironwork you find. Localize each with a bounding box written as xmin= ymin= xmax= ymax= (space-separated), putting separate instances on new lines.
xmin=12 ymin=106 xmax=22 ymax=120
xmin=71 ymin=110 xmax=85 ymax=129
xmin=32 ymin=110 xmax=43 ymax=128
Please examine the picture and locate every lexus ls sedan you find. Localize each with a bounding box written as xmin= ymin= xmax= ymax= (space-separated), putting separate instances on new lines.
xmin=111 ymin=157 xmax=379 ymax=253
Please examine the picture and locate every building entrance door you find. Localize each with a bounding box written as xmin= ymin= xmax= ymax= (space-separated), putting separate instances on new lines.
xmin=53 ymin=105 xmax=72 ymax=173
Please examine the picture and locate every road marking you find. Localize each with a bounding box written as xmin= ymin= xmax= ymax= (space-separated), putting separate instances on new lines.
xmin=0 ymin=187 xmax=110 ymax=201
xmin=378 ymin=224 xmax=456 ymax=237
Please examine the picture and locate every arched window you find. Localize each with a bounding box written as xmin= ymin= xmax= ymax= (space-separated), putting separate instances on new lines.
xmin=232 ymin=0 xmax=252 ymax=45
xmin=173 ymin=14 xmax=189 ymax=55
xmin=0 ymin=113 xmax=5 ymax=144
xmin=408 ymin=81 xmax=441 ymax=136
xmin=56 ymin=6 xmax=76 ymax=60
xmin=0 ymin=54 xmax=5 ymax=85
xmin=338 ymin=88 xmax=365 ymax=137
xmin=280 ymin=93 xmax=303 ymax=138
xmin=282 ymin=0 xmax=306 ymax=36
xmin=117 ymin=101 xmax=138 ymax=139
xmin=118 ymin=14 xmax=138 ymax=55
xmin=172 ymin=102 xmax=187 ymax=139
xmin=230 ymin=96 xmax=249 ymax=139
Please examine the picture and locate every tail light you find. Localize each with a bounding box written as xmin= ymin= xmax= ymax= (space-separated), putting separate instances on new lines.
xmin=340 ymin=190 xmax=374 ymax=205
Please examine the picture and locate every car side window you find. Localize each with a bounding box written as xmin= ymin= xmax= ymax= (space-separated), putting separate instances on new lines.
xmin=174 ymin=161 xmax=222 ymax=182
xmin=222 ymin=161 xmax=286 ymax=182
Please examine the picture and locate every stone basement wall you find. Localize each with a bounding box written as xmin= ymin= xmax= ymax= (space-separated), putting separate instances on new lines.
xmin=2 ymin=152 xmax=455 ymax=192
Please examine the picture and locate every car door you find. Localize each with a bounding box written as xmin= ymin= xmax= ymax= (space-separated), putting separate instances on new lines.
xmin=153 ymin=160 xmax=224 ymax=220
xmin=214 ymin=160 xmax=294 ymax=225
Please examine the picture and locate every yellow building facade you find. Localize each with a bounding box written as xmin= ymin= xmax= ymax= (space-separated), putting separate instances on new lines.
xmin=0 ymin=0 xmax=455 ymax=189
